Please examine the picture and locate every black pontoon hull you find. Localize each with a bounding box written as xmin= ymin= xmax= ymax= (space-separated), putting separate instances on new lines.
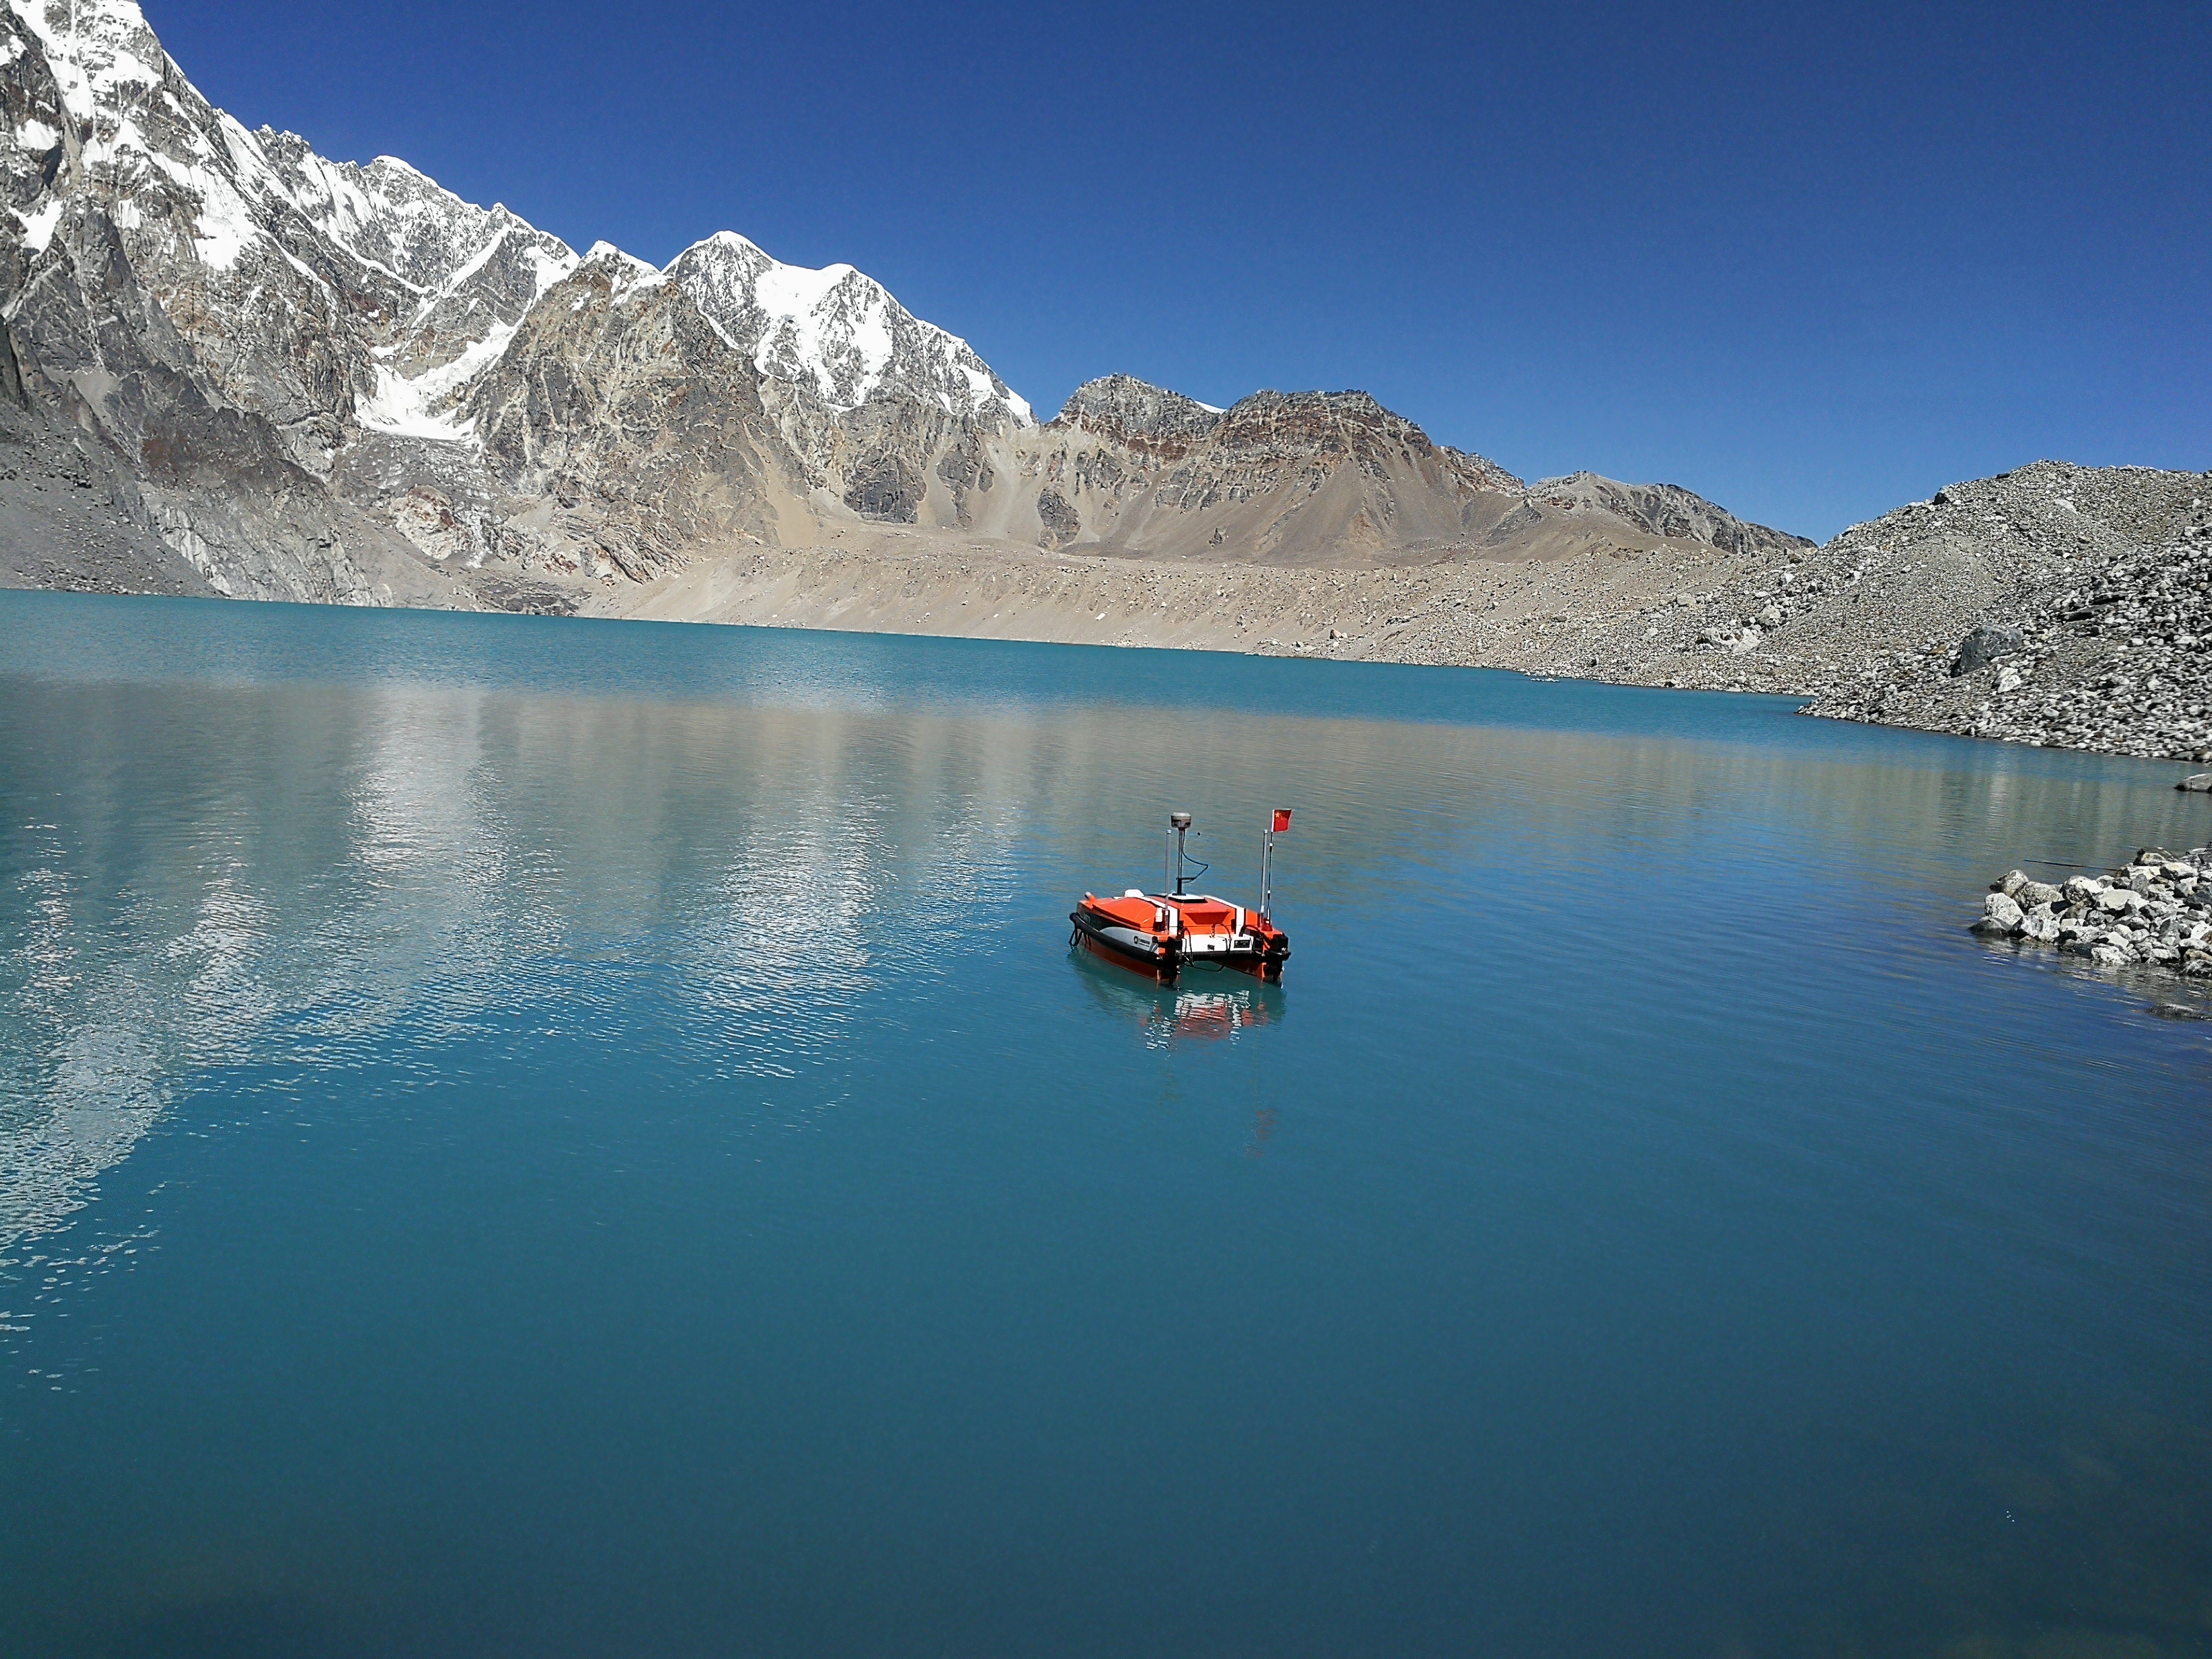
xmin=1068 ymin=909 xmax=1289 ymax=981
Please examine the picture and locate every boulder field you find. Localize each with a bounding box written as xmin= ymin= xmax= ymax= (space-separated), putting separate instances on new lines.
xmin=1976 ymin=852 xmax=2212 ymax=977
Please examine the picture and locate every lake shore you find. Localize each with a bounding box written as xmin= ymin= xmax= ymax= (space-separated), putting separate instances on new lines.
xmin=603 ymin=457 xmax=2212 ymax=766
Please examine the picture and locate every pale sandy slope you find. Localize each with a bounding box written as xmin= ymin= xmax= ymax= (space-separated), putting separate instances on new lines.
xmin=604 ymin=523 xmax=1770 ymax=671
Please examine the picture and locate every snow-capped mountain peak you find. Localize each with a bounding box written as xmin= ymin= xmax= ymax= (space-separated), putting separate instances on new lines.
xmin=3 ymin=0 xmax=1029 ymax=449
xmin=668 ymin=230 xmax=1032 ymax=426
xmin=581 ymin=239 xmax=664 ymax=287
xmin=6 ymin=0 xmax=268 ymax=269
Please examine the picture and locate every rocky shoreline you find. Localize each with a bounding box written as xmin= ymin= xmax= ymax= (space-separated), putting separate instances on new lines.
xmin=1976 ymin=851 xmax=2212 ymax=975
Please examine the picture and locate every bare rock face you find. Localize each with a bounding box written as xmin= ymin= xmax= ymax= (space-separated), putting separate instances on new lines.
xmin=1016 ymin=380 xmax=1525 ymax=563
xmin=1007 ymin=380 xmax=1782 ymax=569
xmin=1056 ymin=375 xmax=1225 ymax=455
xmin=1035 ymin=488 xmax=1080 ymax=550
xmin=1525 ymin=473 xmax=1813 ymax=562
xmin=467 ymin=251 xmax=789 ymax=581
xmin=0 ymin=390 xmax=208 ymax=596
xmin=844 ymin=449 xmax=923 ymax=523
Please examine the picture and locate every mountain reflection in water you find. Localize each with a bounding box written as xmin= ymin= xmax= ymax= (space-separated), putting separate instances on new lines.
xmin=2 ymin=593 xmax=2210 ymax=1659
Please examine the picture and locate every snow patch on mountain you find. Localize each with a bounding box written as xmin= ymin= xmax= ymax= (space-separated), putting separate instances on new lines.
xmin=13 ymin=195 xmax=61 ymax=251
xmin=144 ymin=145 xmax=258 ymax=268
xmin=357 ymin=323 xmax=518 ymax=442
xmin=8 ymin=0 xmax=163 ymax=125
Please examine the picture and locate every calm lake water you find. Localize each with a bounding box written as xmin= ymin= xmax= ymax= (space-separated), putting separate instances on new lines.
xmin=2 ymin=590 xmax=2209 ymax=1659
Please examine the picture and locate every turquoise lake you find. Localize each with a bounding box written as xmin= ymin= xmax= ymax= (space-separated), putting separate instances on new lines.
xmin=2 ymin=589 xmax=2209 ymax=1658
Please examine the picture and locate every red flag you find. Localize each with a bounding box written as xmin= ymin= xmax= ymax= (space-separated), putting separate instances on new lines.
xmin=1272 ymin=808 xmax=1292 ymax=833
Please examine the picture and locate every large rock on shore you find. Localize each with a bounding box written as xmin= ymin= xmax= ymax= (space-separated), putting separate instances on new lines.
xmin=1949 ymin=625 xmax=2023 ymax=677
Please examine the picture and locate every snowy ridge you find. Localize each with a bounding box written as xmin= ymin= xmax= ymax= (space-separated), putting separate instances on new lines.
xmin=353 ymin=221 xmax=577 ymax=439
xmin=583 ymin=239 xmax=666 ymax=295
xmin=8 ymin=0 xmax=162 ymax=129
xmin=7 ymin=0 xmax=267 ymax=271
xmin=4 ymin=0 xmax=551 ymax=297
xmin=240 ymin=135 xmax=577 ymax=308
xmin=1 ymin=0 xmax=1031 ymax=446
xmin=669 ymin=231 xmax=1033 ymax=425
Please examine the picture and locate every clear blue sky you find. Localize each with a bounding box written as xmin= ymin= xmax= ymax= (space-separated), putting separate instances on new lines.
xmin=149 ymin=0 xmax=2206 ymax=542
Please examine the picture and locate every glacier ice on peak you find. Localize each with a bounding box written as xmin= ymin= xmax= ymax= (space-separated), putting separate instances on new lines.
xmin=355 ymin=322 xmax=523 ymax=442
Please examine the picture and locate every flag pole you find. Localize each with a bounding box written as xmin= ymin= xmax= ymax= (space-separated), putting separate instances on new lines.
xmin=1261 ymin=807 xmax=1289 ymax=917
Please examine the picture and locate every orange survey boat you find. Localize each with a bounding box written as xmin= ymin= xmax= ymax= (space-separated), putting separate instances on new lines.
xmin=1069 ymin=810 xmax=1293 ymax=980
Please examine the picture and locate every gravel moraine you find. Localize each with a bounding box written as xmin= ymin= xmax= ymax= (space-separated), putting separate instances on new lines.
xmin=1975 ymin=850 xmax=2212 ymax=976
xmin=1786 ymin=463 xmax=2212 ymax=759
xmin=739 ymin=460 xmax=2212 ymax=768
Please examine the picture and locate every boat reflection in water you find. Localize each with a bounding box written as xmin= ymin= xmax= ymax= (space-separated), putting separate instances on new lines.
xmin=1069 ymin=934 xmax=1285 ymax=1047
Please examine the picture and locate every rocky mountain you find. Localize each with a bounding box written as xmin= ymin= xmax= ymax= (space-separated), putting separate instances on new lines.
xmin=1520 ymin=472 xmax=1811 ymax=561
xmin=0 ymin=0 xmax=532 ymax=601
xmin=1337 ymin=459 xmax=2212 ymax=764
xmin=0 ymin=0 xmax=1816 ymax=619
xmin=7 ymin=14 xmax=2191 ymax=773
xmin=1025 ymin=381 xmax=1527 ymax=562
